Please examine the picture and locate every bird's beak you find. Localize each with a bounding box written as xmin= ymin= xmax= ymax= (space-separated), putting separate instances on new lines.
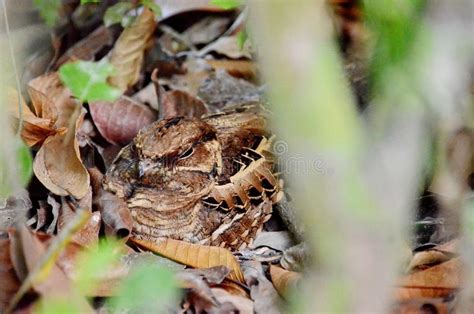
xmin=138 ymin=160 xmax=161 ymax=178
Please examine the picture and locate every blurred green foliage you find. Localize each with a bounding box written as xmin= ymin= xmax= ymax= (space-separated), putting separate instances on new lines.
xmin=210 ymin=0 xmax=243 ymax=10
xmin=33 ymin=0 xmax=61 ymax=27
xmin=0 ymin=139 xmax=32 ymax=199
xmin=59 ymin=60 xmax=121 ymax=103
xmin=108 ymin=264 xmax=180 ymax=312
xmin=103 ymin=2 xmax=134 ymax=27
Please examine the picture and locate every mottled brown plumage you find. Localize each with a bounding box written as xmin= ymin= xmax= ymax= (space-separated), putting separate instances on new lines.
xmin=103 ymin=104 xmax=282 ymax=250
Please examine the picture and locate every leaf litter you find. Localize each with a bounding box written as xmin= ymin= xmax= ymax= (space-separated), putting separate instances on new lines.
xmin=1 ymin=1 xmax=468 ymax=313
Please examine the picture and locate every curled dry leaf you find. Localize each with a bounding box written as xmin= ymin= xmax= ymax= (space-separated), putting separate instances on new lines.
xmin=108 ymin=8 xmax=157 ymax=92
xmin=0 ymin=238 xmax=21 ymax=312
xmin=396 ymin=257 xmax=462 ymax=300
xmin=198 ymin=35 xmax=252 ymax=59
xmin=131 ymin=238 xmax=245 ymax=283
xmin=211 ymin=288 xmax=254 ymax=314
xmin=89 ymin=168 xmax=133 ymax=240
xmin=160 ymin=90 xmax=210 ymax=119
xmin=8 ymin=88 xmax=66 ymax=147
xmin=89 ymin=96 xmax=157 ymax=146
xmin=269 ymin=265 xmax=301 ymax=297
xmin=242 ymin=261 xmax=282 ymax=314
xmin=29 ymin=73 xmax=90 ymax=198
xmin=407 ymin=250 xmax=451 ymax=272
xmin=207 ymin=59 xmax=258 ymax=81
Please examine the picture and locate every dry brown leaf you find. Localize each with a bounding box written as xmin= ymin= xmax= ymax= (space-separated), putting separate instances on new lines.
xmin=33 ymin=110 xmax=90 ymax=199
xmin=108 ymin=8 xmax=157 ymax=91
xmin=160 ymin=90 xmax=209 ymax=119
xmin=183 ymin=16 xmax=230 ymax=45
xmin=269 ymin=265 xmax=301 ymax=297
xmin=8 ymin=88 xmax=66 ymax=147
xmin=207 ymin=59 xmax=258 ymax=81
xmin=55 ymin=25 xmax=115 ymax=68
xmin=396 ymin=257 xmax=462 ymax=300
xmin=0 ymin=238 xmax=21 ymax=312
xmin=89 ymin=96 xmax=156 ymax=146
xmin=131 ymin=238 xmax=244 ymax=283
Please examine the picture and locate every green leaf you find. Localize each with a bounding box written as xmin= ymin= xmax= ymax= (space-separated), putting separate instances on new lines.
xmin=16 ymin=140 xmax=33 ymax=187
xmin=103 ymin=2 xmax=134 ymax=27
xmin=210 ymin=0 xmax=243 ymax=10
xmin=109 ymin=264 xmax=180 ymax=311
xmin=0 ymin=139 xmax=32 ymax=199
xmin=59 ymin=60 xmax=121 ymax=103
xmin=141 ymin=0 xmax=162 ymax=17
xmin=236 ymin=29 xmax=248 ymax=50
xmin=33 ymin=0 xmax=61 ymax=27
xmin=36 ymin=297 xmax=82 ymax=314
xmin=81 ymin=0 xmax=100 ymax=3
xmin=75 ymin=239 xmax=123 ymax=294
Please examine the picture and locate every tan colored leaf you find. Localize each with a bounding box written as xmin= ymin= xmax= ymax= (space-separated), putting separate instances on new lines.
xmin=33 ymin=110 xmax=90 ymax=198
xmin=396 ymin=258 xmax=462 ymax=300
xmin=109 ymin=8 xmax=157 ymax=91
xmin=89 ymin=96 xmax=156 ymax=146
xmin=407 ymin=250 xmax=451 ymax=272
xmin=131 ymin=238 xmax=244 ymax=283
xmin=207 ymin=59 xmax=258 ymax=81
xmin=269 ymin=265 xmax=301 ymax=297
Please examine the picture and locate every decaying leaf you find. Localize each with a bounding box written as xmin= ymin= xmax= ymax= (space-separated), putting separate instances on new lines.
xmin=269 ymin=265 xmax=301 ymax=297
xmin=0 ymin=238 xmax=21 ymax=312
xmin=242 ymin=261 xmax=282 ymax=314
xmin=183 ymin=16 xmax=231 ymax=45
xmin=198 ymin=69 xmax=263 ymax=109
xmin=55 ymin=26 xmax=116 ymax=68
xmin=108 ymin=8 xmax=157 ymax=91
xmin=160 ymin=90 xmax=210 ymax=119
xmin=131 ymin=238 xmax=245 ymax=283
xmin=90 ymin=96 xmax=157 ymax=146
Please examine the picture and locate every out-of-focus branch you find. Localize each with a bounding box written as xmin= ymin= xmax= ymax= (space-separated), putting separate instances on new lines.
xmin=249 ymin=1 xmax=433 ymax=312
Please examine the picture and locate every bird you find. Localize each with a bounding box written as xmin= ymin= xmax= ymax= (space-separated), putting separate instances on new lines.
xmin=102 ymin=104 xmax=283 ymax=250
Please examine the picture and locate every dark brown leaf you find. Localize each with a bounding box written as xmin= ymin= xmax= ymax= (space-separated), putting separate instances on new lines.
xmin=0 ymin=238 xmax=21 ymax=312
xmin=89 ymin=96 xmax=157 ymax=146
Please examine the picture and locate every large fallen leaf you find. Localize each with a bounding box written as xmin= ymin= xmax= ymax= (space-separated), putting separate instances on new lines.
xmin=269 ymin=265 xmax=301 ymax=297
xmin=90 ymin=96 xmax=156 ymax=146
xmin=108 ymin=8 xmax=157 ymax=91
xmin=396 ymin=257 xmax=462 ymax=300
xmin=131 ymin=238 xmax=244 ymax=283
xmin=33 ymin=110 xmax=90 ymax=198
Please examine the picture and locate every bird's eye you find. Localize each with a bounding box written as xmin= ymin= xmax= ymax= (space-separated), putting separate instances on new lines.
xmin=178 ymin=147 xmax=194 ymax=160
